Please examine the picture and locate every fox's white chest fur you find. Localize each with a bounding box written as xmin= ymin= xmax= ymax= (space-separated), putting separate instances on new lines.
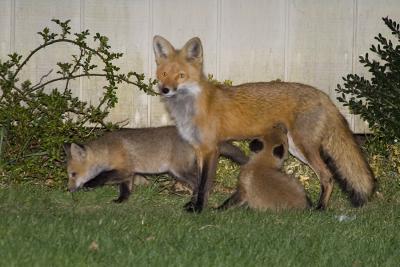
xmin=163 ymin=84 xmax=201 ymax=145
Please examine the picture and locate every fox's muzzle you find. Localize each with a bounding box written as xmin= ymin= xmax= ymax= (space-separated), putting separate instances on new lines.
xmin=161 ymin=87 xmax=170 ymax=94
xmin=158 ymin=84 xmax=176 ymax=97
xmin=68 ymin=181 xmax=79 ymax=193
xmin=68 ymin=186 xmax=77 ymax=193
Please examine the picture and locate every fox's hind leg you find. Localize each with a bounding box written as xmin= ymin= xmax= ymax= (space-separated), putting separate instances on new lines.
xmin=290 ymin=110 xmax=335 ymax=210
xmin=306 ymin=153 xmax=334 ymax=210
xmin=216 ymin=190 xmax=244 ymax=211
xmin=170 ymin=168 xmax=199 ymax=210
xmin=114 ymin=178 xmax=133 ymax=203
xmin=291 ymin=141 xmax=333 ymax=210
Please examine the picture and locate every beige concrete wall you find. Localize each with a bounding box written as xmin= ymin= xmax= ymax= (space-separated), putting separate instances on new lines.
xmin=1 ymin=0 xmax=399 ymax=133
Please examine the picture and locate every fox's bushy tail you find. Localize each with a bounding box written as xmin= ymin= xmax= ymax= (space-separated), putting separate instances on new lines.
xmin=320 ymin=115 xmax=376 ymax=207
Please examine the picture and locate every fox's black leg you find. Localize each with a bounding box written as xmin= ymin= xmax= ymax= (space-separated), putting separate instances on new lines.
xmin=216 ymin=190 xmax=243 ymax=211
xmin=187 ymin=149 xmax=218 ymax=213
xmin=113 ymin=180 xmax=132 ymax=203
xmin=186 ymin=159 xmax=206 ymax=213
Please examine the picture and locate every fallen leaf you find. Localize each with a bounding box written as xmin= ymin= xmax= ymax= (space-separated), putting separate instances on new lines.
xmin=146 ymin=236 xmax=155 ymax=241
xmin=88 ymin=241 xmax=99 ymax=252
xmin=45 ymin=179 xmax=54 ymax=186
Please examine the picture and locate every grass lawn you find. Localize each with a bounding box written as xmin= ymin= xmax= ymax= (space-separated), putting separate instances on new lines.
xmin=0 ymin=183 xmax=399 ymax=267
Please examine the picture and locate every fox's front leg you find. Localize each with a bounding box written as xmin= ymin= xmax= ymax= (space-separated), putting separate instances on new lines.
xmin=107 ymin=170 xmax=133 ymax=203
xmin=114 ymin=178 xmax=133 ymax=203
xmin=186 ymin=147 xmax=219 ymax=213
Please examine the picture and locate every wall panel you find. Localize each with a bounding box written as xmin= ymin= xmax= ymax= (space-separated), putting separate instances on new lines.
xmin=0 ymin=0 xmax=12 ymax=57
xmin=83 ymin=0 xmax=150 ymax=127
xmin=219 ymin=0 xmax=286 ymax=83
xmin=14 ymin=0 xmax=81 ymax=95
xmin=287 ymin=0 xmax=355 ymax=127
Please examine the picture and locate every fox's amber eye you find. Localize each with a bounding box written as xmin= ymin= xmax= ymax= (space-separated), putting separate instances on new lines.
xmin=71 ymin=172 xmax=77 ymax=178
xmin=162 ymin=72 xmax=167 ymax=77
xmin=179 ymin=73 xmax=185 ymax=79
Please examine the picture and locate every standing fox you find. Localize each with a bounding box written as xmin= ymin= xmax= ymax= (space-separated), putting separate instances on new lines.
xmin=64 ymin=126 xmax=247 ymax=203
xmin=153 ymin=35 xmax=376 ymax=212
xmin=218 ymin=123 xmax=311 ymax=211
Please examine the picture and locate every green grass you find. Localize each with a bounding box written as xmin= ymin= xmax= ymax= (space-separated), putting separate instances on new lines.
xmin=0 ymin=184 xmax=399 ymax=267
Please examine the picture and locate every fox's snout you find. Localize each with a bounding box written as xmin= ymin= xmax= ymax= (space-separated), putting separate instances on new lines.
xmin=161 ymin=87 xmax=170 ymax=95
xmin=68 ymin=186 xmax=77 ymax=193
xmin=68 ymin=180 xmax=79 ymax=193
xmin=158 ymin=84 xmax=176 ymax=96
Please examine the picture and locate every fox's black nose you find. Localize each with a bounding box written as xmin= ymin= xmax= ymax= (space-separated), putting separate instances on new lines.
xmin=162 ymin=87 xmax=170 ymax=94
xmin=68 ymin=187 xmax=77 ymax=193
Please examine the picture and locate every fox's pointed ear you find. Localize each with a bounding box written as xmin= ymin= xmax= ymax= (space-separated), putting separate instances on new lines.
xmin=153 ymin=35 xmax=175 ymax=65
xmin=70 ymin=143 xmax=86 ymax=161
xmin=182 ymin=37 xmax=203 ymax=64
xmin=272 ymin=144 xmax=285 ymax=159
xmin=63 ymin=143 xmax=71 ymax=157
xmin=249 ymin=139 xmax=264 ymax=153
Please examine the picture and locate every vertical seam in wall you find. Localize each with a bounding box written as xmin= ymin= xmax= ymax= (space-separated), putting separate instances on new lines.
xmin=147 ymin=0 xmax=153 ymax=127
xmin=351 ymin=0 xmax=358 ymax=131
xmin=216 ymin=0 xmax=222 ymax=80
xmin=352 ymin=0 xmax=358 ymax=75
xmin=10 ymin=0 xmax=15 ymax=53
xmin=79 ymin=0 xmax=85 ymax=100
xmin=283 ymin=0 xmax=289 ymax=81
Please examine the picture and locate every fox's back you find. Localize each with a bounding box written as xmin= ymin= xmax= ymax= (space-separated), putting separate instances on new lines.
xmin=204 ymin=81 xmax=340 ymax=140
xmin=242 ymin=164 xmax=309 ymax=211
xmin=86 ymin=126 xmax=194 ymax=172
xmin=217 ymin=81 xmax=334 ymax=113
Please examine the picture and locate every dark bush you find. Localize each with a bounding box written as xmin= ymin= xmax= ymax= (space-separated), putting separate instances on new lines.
xmin=336 ymin=17 xmax=400 ymax=146
xmin=0 ymin=19 xmax=157 ymax=187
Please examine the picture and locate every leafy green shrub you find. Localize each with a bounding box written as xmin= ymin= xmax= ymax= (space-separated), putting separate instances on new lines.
xmin=336 ymin=17 xmax=400 ymax=197
xmin=336 ymin=17 xmax=400 ymax=145
xmin=207 ymin=74 xmax=233 ymax=87
xmin=368 ymin=143 xmax=400 ymax=201
xmin=0 ymin=19 xmax=157 ymax=188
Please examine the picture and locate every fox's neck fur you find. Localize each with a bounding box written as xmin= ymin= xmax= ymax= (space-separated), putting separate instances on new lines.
xmin=162 ymin=82 xmax=208 ymax=145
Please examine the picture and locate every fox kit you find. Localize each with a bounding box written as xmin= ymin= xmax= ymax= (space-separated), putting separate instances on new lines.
xmin=64 ymin=126 xmax=247 ymax=203
xmin=153 ymin=35 xmax=376 ymax=212
xmin=218 ymin=124 xmax=311 ymax=211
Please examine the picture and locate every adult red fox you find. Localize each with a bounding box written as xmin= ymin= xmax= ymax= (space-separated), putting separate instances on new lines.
xmin=64 ymin=126 xmax=247 ymax=203
xmin=218 ymin=124 xmax=311 ymax=211
xmin=153 ymin=35 xmax=376 ymax=212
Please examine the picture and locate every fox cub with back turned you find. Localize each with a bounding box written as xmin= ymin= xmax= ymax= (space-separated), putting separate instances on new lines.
xmin=64 ymin=126 xmax=248 ymax=203
xmin=218 ymin=124 xmax=311 ymax=211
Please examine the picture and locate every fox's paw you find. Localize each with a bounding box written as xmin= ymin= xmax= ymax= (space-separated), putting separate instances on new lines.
xmin=112 ymin=197 xmax=128 ymax=204
xmin=211 ymin=207 xmax=222 ymax=212
xmin=183 ymin=201 xmax=203 ymax=213
xmin=315 ymin=203 xmax=326 ymax=211
xmin=183 ymin=201 xmax=194 ymax=209
xmin=213 ymin=204 xmax=226 ymax=211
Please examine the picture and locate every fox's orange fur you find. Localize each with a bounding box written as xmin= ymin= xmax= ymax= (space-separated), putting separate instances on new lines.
xmin=153 ymin=35 xmax=376 ymax=212
xmin=218 ymin=124 xmax=310 ymax=211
